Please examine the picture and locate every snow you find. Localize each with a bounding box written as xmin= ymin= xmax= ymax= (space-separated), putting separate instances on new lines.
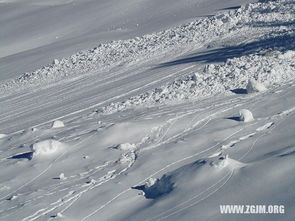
xmin=58 ymin=173 xmax=66 ymax=180
xmin=31 ymin=139 xmax=65 ymax=158
xmin=0 ymin=134 xmax=7 ymax=139
xmin=2 ymin=0 xmax=295 ymax=95
xmin=115 ymin=143 xmax=136 ymax=151
xmin=51 ymin=120 xmax=65 ymax=128
xmin=0 ymin=0 xmax=257 ymax=80
xmin=239 ymin=109 xmax=254 ymax=122
xmin=246 ymin=79 xmax=267 ymax=93
xmin=0 ymin=0 xmax=295 ymax=221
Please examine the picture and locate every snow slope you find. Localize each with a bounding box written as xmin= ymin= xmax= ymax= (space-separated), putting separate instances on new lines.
xmin=0 ymin=0 xmax=295 ymax=221
xmin=0 ymin=0 xmax=257 ymax=80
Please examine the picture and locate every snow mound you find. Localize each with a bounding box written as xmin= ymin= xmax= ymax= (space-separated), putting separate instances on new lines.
xmin=246 ymin=79 xmax=267 ymax=93
xmin=0 ymin=134 xmax=7 ymax=139
xmin=51 ymin=120 xmax=65 ymax=128
xmin=31 ymin=139 xmax=65 ymax=158
xmin=114 ymin=143 xmax=136 ymax=151
xmin=239 ymin=109 xmax=254 ymax=122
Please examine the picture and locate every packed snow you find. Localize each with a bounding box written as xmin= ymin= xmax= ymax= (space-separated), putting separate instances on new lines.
xmin=0 ymin=0 xmax=295 ymax=221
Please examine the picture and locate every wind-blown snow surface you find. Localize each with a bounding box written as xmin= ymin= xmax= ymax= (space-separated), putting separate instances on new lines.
xmin=0 ymin=0 xmax=295 ymax=221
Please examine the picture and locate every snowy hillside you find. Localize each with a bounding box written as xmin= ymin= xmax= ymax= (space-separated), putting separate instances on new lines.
xmin=0 ymin=0 xmax=295 ymax=221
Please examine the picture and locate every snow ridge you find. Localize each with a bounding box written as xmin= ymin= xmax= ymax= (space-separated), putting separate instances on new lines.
xmin=99 ymin=49 xmax=295 ymax=114
xmin=0 ymin=0 xmax=294 ymax=94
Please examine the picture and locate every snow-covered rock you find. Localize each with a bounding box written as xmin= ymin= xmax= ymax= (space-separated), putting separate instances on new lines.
xmin=246 ymin=79 xmax=267 ymax=93
xmin=239 ymin=109 xmax=254 ymax=122
xmin=51 ymin=120 xmax=65 ymax=128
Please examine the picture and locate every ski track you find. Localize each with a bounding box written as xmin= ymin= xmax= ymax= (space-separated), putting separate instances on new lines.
xmin=80 ymin=127 xmax=244 ymax=221
xmin=2 ymin=88 xmax=294 ymax=220
xmin=21 ymin=151 xmax=136 ymax=221
xmin=47 ymin=89 xmax=267 ymax=220
xmin=0 ymin=132 xmax=96 ymax=202
xmin=3 ymin=65 xmax=196 ymax=136
xmin=81 ymin=95 xmax=295 ymax=220
xmin=154 ymin=170 xmax=234 ymax=221
xmin=152 ymin=105 xmax=295 ymax=221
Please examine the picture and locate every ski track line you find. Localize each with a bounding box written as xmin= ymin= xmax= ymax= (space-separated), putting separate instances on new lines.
xmin=6 ymin=65 xmax=195 ymax=136
xmin=238 ymin=109 xmax=295 ymax=162
xmin=141 ymin=100 xmax=245 ymax=152
xmin=80 ymin=94 xmax=260 ymax=220
xmin=155 ymin=107 xmax=295 ymax=220
xmin=0 ymin=133 xmax=95 ymax=202
xmin=157 ymin=108 xmax=295 ymax=220
xmin=0 ymin=153 xmax=66 ymax=202
xmin=161 ymin=110 xmax=295 ymax=221
xmin=146 ymin=170 xmax=232 ymax=221
xmin=22 ymin=151 xmax=136 ymax=221
xmin=80 ymin=127 xmax=243 ymax=221
xmin=0 ymin=63 xmax=152 ymax=122
xmin=21 ymin=161 xmax=111 ymax=207
xmin=0 ymin=54 xmax=162 ymax=117
xmin=156 ymin=169 xmax=235 ymax=221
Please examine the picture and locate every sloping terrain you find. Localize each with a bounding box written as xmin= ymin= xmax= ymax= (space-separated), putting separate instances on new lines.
xmin=0 ymin=0 xmax=257 ymax=79
xmin=0 ymin=0 xmax=295 ymax=221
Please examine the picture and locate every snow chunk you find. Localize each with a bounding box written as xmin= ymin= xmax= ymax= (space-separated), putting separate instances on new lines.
xmin=7 ymin=195 xmax=18 ymax=201
xmin=119 ymin=151 xmax=136 ymax=164
xmin=0 ymin=134 xmax=7 ymax=139
xmin=246 ymin=79 xmax=267 ymax=93
xmin=53 ymin=59 xmax=59 ymax=65
xmin=58 ymin=173 xmax=66 ymax=180
xmin=133 ymin=175 xmax=174 ymax=199
xmin=31 ymin=139 xmax=64 ymax=158
xmin=278 ymin=50 xmax=295 ymax=59
xmin=239 ymin=109 xmax=254 ymax=122
xmin=115 ymin=143 xmax=136 ymax=151
xmin=31 ymin=127 xmax=38 ymax=132
xmin=51 ymin=120 xmax=65 ymax=128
